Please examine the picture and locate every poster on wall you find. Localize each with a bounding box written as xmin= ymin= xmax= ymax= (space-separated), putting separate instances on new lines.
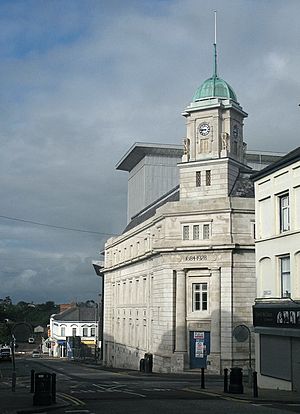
xmin=194 ymin=332 xmax=205 ymax=340
xmin=195 ymin=340 xmax=205 ymax=358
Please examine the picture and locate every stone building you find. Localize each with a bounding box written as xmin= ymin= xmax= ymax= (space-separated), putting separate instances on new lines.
xmin=253 ymin=147 xmax=300 ymax=390
xmin=101 ymin=45 xmax=259 ymax=374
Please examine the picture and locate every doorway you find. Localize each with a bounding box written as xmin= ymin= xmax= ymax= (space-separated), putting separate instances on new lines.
xmin=189 ymin=331 xmax=210 ymax=369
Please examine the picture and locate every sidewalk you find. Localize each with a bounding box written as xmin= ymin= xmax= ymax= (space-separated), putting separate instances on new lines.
xmin=185 ymin=378 xmax=300 ymax=404
xmin=0 ymin=383 xmax=68 ymax=414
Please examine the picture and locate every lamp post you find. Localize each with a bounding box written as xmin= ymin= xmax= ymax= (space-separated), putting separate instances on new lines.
xmin=92 ymin=261 xmax=104 ymax=362
xmin=4 ymin=320 xmax=16 ymax=392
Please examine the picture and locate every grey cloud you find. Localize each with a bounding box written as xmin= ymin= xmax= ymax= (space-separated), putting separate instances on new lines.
xmin=1 ymin=0 xmax=300 ymax=303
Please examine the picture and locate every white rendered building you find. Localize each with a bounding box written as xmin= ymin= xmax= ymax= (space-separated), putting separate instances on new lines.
xmin=253 ymin=147 xmax=300 ymax=391
xmin=49 ymin=305 xmax=98 ymax=358
xmin=102 ymin=46 xmax=258 ymax=374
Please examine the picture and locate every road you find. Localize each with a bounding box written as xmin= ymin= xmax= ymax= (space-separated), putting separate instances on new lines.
xmin=1 ymin=357 xmax=300 ymax=413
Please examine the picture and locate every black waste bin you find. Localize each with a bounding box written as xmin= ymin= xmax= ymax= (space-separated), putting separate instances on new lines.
xmin=33 ymin=372 xmax=53 ymax=406
xmin=139 ymin=358 xmax=145 ymax=372
xmin=144 ymin=353 xmax=153 ymax=373
xmin=228 ymin=367 xmax=243 ymax=394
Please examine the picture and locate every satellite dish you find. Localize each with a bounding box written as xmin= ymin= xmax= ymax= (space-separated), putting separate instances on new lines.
xmin=233 ymin=324 xmax=249 ymax=342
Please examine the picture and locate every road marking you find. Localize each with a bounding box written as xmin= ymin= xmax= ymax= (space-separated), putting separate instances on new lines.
xmin=122 ymin=389 xmax=146 ymax=397
xmin=93 ymin=383 xmax=124 ymax=392
xmin=57 ymin=392 xmax=85 ymax=406
xmin=183 ymin=387 xmax=252 ymax=403
xmin=65 ymin=411 xmax=90 ymax=413
xmin=92 ymin=383 xmax=146 ymax=397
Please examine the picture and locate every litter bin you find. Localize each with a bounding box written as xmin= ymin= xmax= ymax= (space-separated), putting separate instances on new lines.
xmin=144 ymin=353 xmax=153 ymax=373
xmin=228 ymin=367 xmax=243 ymax=394
xmin=33 ymin=372 xmax=53 ymax=406
xmin=139 ymin=358 xmax=145 ymax=372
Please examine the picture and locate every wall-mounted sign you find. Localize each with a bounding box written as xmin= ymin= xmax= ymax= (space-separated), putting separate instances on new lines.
xmin=195 ymin=340 xmax=206 ymax=358
xmin=253 ymin=304 xmax=300 ymax=329
xmin=185 ymin=255 xmax=208 ymax=262
xmin=194 ymin=332 xmax=205 ymax=340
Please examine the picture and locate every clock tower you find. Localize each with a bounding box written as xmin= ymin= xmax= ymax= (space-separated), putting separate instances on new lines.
xmin=179 ymin=40 xmax=250 ymax=201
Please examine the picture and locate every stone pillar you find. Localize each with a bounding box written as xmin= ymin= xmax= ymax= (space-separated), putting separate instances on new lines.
xmin=208 ymin=267 xmax=221 ymax=373
xmin=175 ymin=270 xmax=187 ymax=352
xmin=171 ymin=270 xmax=187 ymax=372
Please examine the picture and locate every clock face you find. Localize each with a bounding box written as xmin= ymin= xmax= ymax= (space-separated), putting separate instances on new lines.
xmin=233 ymin=124 xmax=239 ymax=139
xmin=198 ymin=122 xmax=210 ymax=136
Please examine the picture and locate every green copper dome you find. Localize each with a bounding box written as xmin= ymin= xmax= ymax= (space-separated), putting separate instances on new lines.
xmin=192 ymin=76 xmax=237 ymax=102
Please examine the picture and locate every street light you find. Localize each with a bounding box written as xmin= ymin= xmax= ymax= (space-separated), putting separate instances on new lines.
xmin=4 ymin=319 xmax=16 ymax=392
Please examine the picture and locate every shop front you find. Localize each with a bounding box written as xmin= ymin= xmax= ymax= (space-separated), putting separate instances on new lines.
xmin=253 ymin=301 xmax=300 ymax=391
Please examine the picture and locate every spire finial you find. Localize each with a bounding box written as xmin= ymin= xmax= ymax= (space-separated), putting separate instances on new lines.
xmin=213 ymin=10 xmax=218 ymax=78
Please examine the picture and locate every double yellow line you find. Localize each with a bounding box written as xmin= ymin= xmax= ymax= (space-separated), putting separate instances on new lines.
xmin=57 ymin=392 xmax=85 ymax=406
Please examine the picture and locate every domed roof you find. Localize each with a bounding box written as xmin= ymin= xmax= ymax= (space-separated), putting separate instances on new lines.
xmin=192 ymin=76 xmax=237 ymax=102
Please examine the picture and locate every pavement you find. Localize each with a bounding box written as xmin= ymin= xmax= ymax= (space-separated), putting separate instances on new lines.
xmin=0 ymin=379 xmax=68 ymax=414
xmin=1 ymin=361 xmax=300 ymax=413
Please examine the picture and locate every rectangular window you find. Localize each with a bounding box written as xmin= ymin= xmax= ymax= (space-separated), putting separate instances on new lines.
xmin=90 ymin=327 xmax=96 ymax=337
xmin=72 ymin=328 xmax=77 ymax=337
xmin=196 ymin=171 xmax=201 ymax=187
xmin=61 ymin=327 xmax=65 ymax=337
xmin=279 ymin=193 xmax=290 ymax=232
xmin=193 ymin=225 xmax=200 ymax=240
xmin=183 ymin=225 xmax=190 ymax=240
xmin=280 ymin=256 xmax=291 ymax=298
xmin=82 ymin=327 xmax=88 ymax=337
xmin=206 ymin=170 xmax=211 ymax=186
xmin=192 ymin=283 xmax=208 ymax=311
xmin=203 ymin=224 xmax=210 ymax=239
xmin=233 ymin=141 xmax=238 ymax=155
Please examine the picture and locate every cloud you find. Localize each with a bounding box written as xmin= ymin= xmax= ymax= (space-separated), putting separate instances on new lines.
xmin=1 ymin=0 xmax=300 ymax=303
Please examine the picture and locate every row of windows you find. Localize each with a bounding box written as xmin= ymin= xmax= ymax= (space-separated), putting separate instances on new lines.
xmin=196 ymin=170 xmax=211 ymax=187
xmin=182 ymin=223 xmax=210 ymax=240
xmin=107 ymin=237 xmax=151 ymax=267
xmin=112 ymin=276 xmax=153 ymax=306
xmin=115 ymin=317 xmax=150 ymax=348
xmin=60 ymin=326 xmax=96 ymax=337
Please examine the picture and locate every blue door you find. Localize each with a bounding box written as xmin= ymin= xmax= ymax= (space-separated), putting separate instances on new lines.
xmin=189 ymin=331 xmax=210 ymax=368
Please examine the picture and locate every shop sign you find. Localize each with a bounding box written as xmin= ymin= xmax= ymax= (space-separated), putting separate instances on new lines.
xmin=253 ymin=305 xmax=300 ymax=329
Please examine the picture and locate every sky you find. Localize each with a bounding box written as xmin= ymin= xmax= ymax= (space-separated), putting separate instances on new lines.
xmin=1 ymin=0 xmax=300 ymax=304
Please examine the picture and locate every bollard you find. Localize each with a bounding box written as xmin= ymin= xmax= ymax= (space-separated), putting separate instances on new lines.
xmin=224 ymin=368 xmax=228 ymax=393
xmin=51 ymin=373 xmax=56 ymax=403
xmin=12 ymin=371 xmax=16 ymax=392
xmin=30 ymin=369 xmax=35 ymax=393
xmin=201 ymin=367 xmax=205 ymax=389
xmin=253 ymin=371 xmax=258 ymax=398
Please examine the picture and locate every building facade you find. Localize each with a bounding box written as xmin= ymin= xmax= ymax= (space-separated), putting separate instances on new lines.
xmin=49 ymin=304 xmax=98 ymax=358
xmin=102 ymin=47 xmax=258 ymax=374
xmin=253 ymin=147 xmax=300 ymax=391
